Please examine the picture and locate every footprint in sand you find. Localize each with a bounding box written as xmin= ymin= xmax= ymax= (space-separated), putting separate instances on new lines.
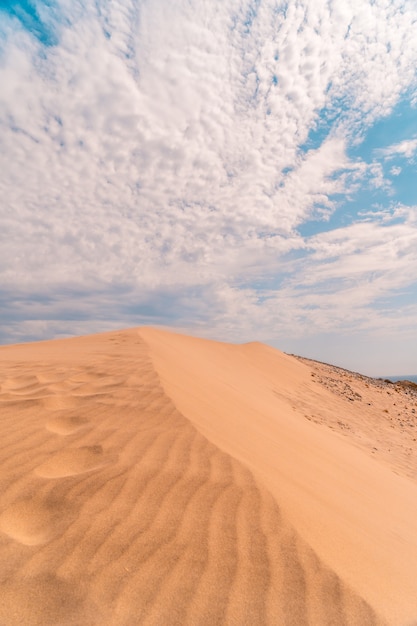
xmin=35 ymin=445 xmax=117 ymax=478
xmin=41 ymin=394 xmax=86 ymax=410
xmin=0 ymin=497 xmax=69 ymax=546
xmin=0 ymin=573 xmax=96 ymax=625
xmin=1 ymin=375 xmax=40 ymax=390
xmin=45 ymin=415 xmax=90 ymax=435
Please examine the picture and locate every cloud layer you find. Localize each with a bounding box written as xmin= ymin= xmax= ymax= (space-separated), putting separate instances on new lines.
xmin=1 ymin=0 xmax=417 ymax=372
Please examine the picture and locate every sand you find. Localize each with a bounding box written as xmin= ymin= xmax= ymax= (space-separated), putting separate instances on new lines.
xmin=0 ymin=327 xmax=416 ymax=625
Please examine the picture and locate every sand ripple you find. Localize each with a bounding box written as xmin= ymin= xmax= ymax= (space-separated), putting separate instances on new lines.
xmin=0 ymin=328 xmax=402 ymax=624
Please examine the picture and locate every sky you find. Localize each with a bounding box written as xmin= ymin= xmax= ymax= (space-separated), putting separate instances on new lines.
xmin=1 ymin=0 xmax=417 ymax=376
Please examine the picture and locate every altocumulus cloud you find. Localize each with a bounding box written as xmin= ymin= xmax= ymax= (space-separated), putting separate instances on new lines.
xmin=1 ymin=0 xmax=417 ymax=372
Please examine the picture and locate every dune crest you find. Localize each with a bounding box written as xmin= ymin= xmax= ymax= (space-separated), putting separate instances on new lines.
xmin=0 ymin=327 xmax=415 ymax=624
xmin=140 ymin=327 xmax=417 ymax=626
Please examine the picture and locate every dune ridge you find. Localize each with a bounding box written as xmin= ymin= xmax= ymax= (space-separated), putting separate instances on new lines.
xmin=0 ymin=328 xmax=415 ymax=624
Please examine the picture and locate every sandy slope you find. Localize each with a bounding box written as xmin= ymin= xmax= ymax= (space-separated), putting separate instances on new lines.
xmin=0 ymin=328 xmax=416 ymax=625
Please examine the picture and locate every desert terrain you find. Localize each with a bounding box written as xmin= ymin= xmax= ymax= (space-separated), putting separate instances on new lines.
xmin=0 ymin=327 xmax=417 ymax=625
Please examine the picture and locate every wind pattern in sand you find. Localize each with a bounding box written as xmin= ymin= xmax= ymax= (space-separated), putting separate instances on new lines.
xmin=0 ymin=330 xmax=384 ymax=625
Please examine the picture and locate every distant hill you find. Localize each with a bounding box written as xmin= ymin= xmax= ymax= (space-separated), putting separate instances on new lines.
xmin=387 ymin=374 xmax=417 ymax=384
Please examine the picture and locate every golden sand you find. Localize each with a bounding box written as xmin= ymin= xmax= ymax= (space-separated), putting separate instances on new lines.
xmin=0 ymin=327 xmax=416 ymax=625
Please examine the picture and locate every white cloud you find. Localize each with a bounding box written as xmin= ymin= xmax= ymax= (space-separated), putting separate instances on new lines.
xmin=376 ymin=137 xmax=417 ymax=160
xmin=367 ymin=162 xmax=391 ymax=191
xmin=1 ymin=0 xmax=417 ymax=368
xmin=176 ymin=205 xmax=417 ymax=345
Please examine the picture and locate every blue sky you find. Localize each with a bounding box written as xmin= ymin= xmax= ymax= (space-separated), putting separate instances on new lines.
xmin=1 ymin=0 xmax=417 ymax=376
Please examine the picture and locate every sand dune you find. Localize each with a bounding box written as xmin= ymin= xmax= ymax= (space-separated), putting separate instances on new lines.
xmin=0 ymin=328 xmax=416 ymax=625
